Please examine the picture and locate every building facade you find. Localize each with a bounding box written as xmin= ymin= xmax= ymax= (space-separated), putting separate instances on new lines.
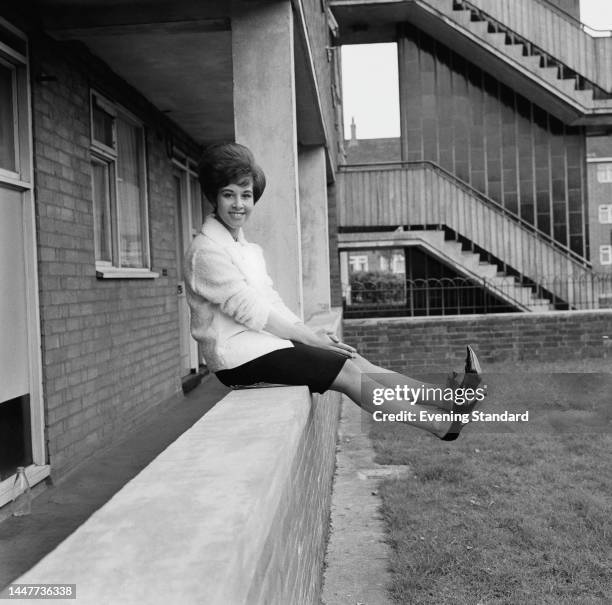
xmin=0 ymin=0 xmax=341 ymax=501
xmin=334 ymin=0 xmax=612 ymax=316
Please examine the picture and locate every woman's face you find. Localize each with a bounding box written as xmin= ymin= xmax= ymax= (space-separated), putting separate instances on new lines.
xmin=215 ymin=178 xmax=254 ymax=236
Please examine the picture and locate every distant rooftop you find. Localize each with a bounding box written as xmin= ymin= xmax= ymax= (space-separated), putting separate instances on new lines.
xmin=343 ymin=117 xmax=401 ymax=164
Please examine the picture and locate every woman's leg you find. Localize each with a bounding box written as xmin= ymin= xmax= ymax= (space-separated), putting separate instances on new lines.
xmin=329 ymin=358 xmax=457 ymax=438
xmin=349 ymin=353 xmax=456 ymax=411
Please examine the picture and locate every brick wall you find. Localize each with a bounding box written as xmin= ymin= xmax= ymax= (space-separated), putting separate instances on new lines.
xmin=247 ymin=389 xmax=341 ymax=604
xmin=344 ymin=311 xmax=612 ymax=372
xmin=30 ymin=37 xmax=197 ymax=480
xmin=13 ymin=386 xmax=342 ymax=604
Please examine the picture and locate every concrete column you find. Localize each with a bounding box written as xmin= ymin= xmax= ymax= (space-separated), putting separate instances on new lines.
xmin=298 ymin=146 xmax=331 ymax=321
xmin=232 ymin=1 xmax=303 ymax=318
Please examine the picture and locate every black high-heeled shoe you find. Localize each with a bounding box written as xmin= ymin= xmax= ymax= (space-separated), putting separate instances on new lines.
xmin=442 ymin=345 xmax=483 ymax=441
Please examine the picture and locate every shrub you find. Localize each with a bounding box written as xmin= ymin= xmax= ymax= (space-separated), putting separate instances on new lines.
xmin=349 ymin=271 xmax=406 ymax=304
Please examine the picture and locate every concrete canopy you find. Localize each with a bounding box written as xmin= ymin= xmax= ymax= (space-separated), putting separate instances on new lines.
xmin=38 ymin=0 xmax=235 ymax=144
xmin=35 ymin=0 xmax=329 ymax=149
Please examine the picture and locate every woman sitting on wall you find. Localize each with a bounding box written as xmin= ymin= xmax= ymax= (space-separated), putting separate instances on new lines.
xmin=184 ymin=143 xmax=484 ymax=440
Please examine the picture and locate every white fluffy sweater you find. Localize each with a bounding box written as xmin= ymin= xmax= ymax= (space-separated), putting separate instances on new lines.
xmin=183 ymin=215 xmax=301 ymax=372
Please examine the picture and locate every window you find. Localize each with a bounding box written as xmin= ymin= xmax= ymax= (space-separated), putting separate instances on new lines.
xmin=90 ymin=92 xmax=155 ymax=277
xmin=349 ymin=254 xmax=368 ymax=272
xmin=0 ymin=59 xmax=17 ymax=175
xmin=601 ymin=245 xmax=612 ymax=265
xmin=599 ymin=204 xmax=612 ymax=224
xmin=596 ymin=163 xmax=612 ymax=183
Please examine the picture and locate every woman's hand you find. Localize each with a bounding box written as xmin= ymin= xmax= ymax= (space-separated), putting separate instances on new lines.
xmin=264 ymin=311 xmax=357 ymax=357
xmin=301 ymin=328 xmax=356 ymax=358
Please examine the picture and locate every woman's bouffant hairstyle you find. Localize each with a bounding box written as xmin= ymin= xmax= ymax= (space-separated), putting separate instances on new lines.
xmin=198 ymin=142 xmax=266 ymax=205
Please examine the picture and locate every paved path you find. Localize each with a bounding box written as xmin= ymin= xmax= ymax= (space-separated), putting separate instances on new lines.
xmin=0 ymin=375 xmax=230 ymax=591
xmin=322 ymin=398 xmax=397 ymax=605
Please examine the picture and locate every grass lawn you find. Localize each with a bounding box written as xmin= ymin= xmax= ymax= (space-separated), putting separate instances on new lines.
xmin=369 ymin=359 xmax=612 ymax=605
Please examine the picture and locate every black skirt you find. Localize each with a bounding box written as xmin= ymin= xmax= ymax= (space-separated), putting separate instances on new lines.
xmin=215 ymin=341 xmax=348 ymax=394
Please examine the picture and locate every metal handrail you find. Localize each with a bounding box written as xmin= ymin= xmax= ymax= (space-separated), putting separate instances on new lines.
xmin=340 ymin=160 xmax=592 ymax=269
xmin=533 ymin=0 xmax=612 ymax=38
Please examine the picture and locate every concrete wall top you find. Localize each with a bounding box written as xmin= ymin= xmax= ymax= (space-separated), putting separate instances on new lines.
xmin=12 ymin=310 xmax=344 ymax=604
xmin=14 ymin=387 xmax=314 ymax=604
xmin=344 ymin=309 xmax=612 ymax=327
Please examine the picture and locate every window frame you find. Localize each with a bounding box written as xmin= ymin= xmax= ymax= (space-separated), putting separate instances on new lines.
xmin=89 ymin=90 xmax=157 ymax=279
xmin=600 ymin=245 xmax=612 ymax=266
xmin=348 ymin=254 xmax=369 ymax=272
xmin=598 ymin=204 xmax=612 ymax=224
xmin=171 ymin=150 xmax=203 ymax=237
xmin=596 ymin=162 xmax=612 ymax=184
xmin=0 ymin=54 xmax=22 ymax=183
xmin=90 ymin=154 xmax=116 ymax=264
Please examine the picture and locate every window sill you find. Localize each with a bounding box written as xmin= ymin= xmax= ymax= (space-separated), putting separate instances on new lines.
xmin=96 ymin=267 xmax=159 ymax=279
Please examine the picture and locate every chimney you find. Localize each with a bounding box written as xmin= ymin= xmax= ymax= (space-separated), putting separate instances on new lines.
xmin=348 ymin=116 xmax=358 ymax=148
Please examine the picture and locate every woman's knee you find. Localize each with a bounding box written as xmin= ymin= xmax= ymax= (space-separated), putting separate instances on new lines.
xmin=330 ymin=358 xmax=363 ymax=394
xmin=351 ymin=353 xmax=381 ymax=373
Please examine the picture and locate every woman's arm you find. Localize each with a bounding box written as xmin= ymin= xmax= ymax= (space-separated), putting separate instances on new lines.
xmin=186 ymin=246 xmax=272 ymax=331
xmin=264 ymin=309 xmax=356 ymax=358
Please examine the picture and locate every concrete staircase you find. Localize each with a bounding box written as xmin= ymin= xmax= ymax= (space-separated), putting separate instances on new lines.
xmin=424 ymin=0 xmax=612 ymax=116
xmin=338 ymin=162 xmax=597 ymax=309
xmin=338 ymin=230 xmax=554 ymax=312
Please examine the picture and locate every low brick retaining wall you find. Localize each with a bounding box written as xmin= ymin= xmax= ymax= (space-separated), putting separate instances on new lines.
xmin=11 ymin=386 xmax=341 ymax=604
xmin=344 ymin=310 xmax=612 ymax=372
xmin=13 ymin=308 xmax=345 ymax=604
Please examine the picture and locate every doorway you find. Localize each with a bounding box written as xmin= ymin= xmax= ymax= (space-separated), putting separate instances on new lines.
xmin=0 ymin=20 xmax=46 ymax=508
xmin=172 ymin=155 xmax=204 ymax=377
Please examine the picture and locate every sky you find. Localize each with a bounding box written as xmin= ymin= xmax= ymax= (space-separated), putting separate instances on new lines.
xmin=341 ymin=0 xmax=612 ymax=139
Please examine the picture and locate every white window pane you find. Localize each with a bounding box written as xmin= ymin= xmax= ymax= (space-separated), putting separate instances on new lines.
xmin=599 ymin=205 xmax=612 ymax=224
xmin=92 ymin=102 xmax=114 ymax=149
xmin=91 ymin=160 xmax=112 ymax=262
xmin=0 ymin=64 xmax=16 ymax=172
xmin=116 ymin=118 xmax=145 ymax=268
xmin=601 ymin=246 xmax=612 ymax=265
xmin=349 ymin=254 xmax=368 ymax=272
xmin=596 ymin=163 xmax=612 ymax=183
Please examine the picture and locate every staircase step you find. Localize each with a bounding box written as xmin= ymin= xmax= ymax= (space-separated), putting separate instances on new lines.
xmin=571 ymin=89 xmax=596 ymax=106
xmin=465 ymin=20 xmax=489 ymax=36
xmin=460 ymin=250 xmax=482 ymax=264
xmin=521 ymin=54 xmax=552 ymax=72
xmin=487 ymin=32 xmax=508 ymax=49
xmin=444 ymin=5 xmax=471 ymax=23
xmin=476 ymin=263 xmax=499 ymax=278
xmin=490 ymin=275 xmax=515 ymax=286
xmin=502 ymin=43 xmax=527 ymax=60
xmin=537 ymin=67 xmax=582 ymax=96
xmin=515 ymin=288 xmax=536 ymax=305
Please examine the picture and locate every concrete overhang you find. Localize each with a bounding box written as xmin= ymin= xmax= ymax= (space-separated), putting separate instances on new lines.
xmin=330 ymin=0 xmax=612 ymax=126
xmin=32 ymin=0 xmax=331 ymax=155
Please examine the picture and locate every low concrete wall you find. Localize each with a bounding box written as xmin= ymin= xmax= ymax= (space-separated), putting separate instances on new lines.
xmin=11 ymin=386 xmax=341 ymax=604
xmin=344 ymin=310 xmax=612 ymax=372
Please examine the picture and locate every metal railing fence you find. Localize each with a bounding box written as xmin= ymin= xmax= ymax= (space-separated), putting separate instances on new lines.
xmin=343 ymin=274 xmax=612 ymax=318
